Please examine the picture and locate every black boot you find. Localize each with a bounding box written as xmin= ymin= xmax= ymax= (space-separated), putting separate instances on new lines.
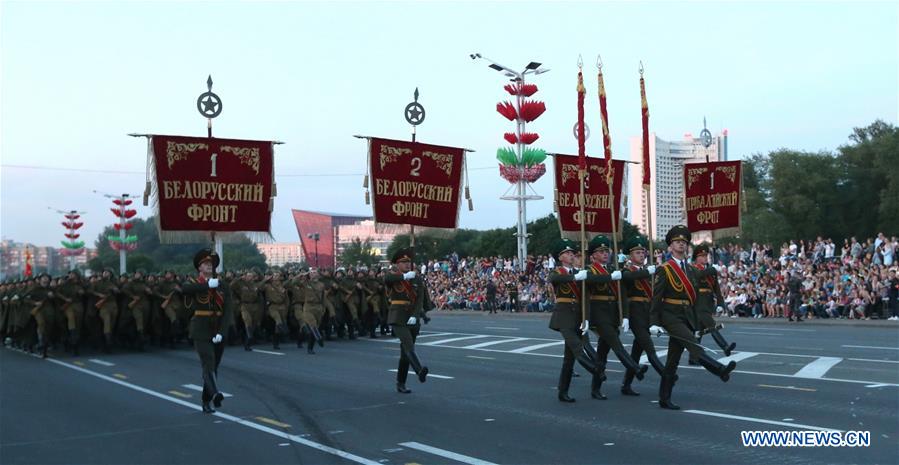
xmin=645 ymin=349 xmax=666 ymax=377
xmin=273 ymin=332 xmax=280 ymax=350
xmin=201 ymin=400 xmax=215 ymax=414
xmin=659 ymin=375 xmax=680 ymax=410
xmin=203 ymin=371 xmax=224 ymax=408
xmin=312 ymin=326 xmax=324 ymax=347
xmin=244 ymin=326 xmax=253 ymax=351
xmin=39 ymin=335 xmax=48 ymax=359
xmin=69 ymin=330 xmax=80 ymax=356
xmin=613 ymin=346 xmax=648 ymax=381
xmin=347 ymin=321 xmax=357 ymax=340
xmin=397 ymin=352 xmax=411 ymax=393
xmin=558 ymin=367 xmax=575 ymax=402
xmin=591 ymin=372 xmax=607 ymax=400
xmin=103 ymin=333 xmax=113 ymax=354
xmin=136 ymin=332 xmax=146 ymax=352
xmin=576 ymin=347 xmax=599 ymax=375
xmin=298 ymin=326 xmax=306 ymax=348
xmin=306 ymin=335 xmax=315 ymax=354
xmin=405 ymin=349 xmax=429 ymax=382
xmin=710 ymin=330 xmax=736 ymax=357
xmin=698 ymin=352 xmax=736 ymax=382
xmin=621 ymin=370 xmax=640 ymax=396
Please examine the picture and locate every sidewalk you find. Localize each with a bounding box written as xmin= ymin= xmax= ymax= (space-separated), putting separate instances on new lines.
xmin=429 ymin=309 xmax=899 ymax=328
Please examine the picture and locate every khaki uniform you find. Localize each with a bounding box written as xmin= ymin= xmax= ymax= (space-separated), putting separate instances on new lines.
xmin=263 ymin=281 xmax=289 ymax=329
xmin=90 ymin=279 xmax=119 ymax=336
xmin=123 ymin=278 xmax=152 ymax=335
xmin=234 ymin=279 xmax=263 ymax=331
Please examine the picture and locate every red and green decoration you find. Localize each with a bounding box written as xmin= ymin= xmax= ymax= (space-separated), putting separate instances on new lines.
xmin=60 ymin=211 xmax=85 ymax=257
xmin=108 ymin=198 xmax=138 ymax=252
xmin=496 ymin=83 xmax=548 ymax=183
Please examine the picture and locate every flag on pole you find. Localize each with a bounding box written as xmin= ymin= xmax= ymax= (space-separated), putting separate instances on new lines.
xmin=640 ymin=71 xmax=651 ymax=186
xmin=24 ymin=246 xmax=33 ymax=277
xmin=597 ymin=69 xmax=612 ymax=162
xmin=577 ymin=70 xmax=587 ymax=171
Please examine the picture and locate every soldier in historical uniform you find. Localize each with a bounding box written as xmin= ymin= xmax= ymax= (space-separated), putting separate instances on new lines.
xmin=619 ymin=235 xmax=662 ymax=396
xmin=233 ymin=269 xmax=263 ymax=351
xmin=585 ymin=235 xmax=648 ymax=400
xmin=376 ymin=268 xmax=390 ymax=336
xmin=300 ymin=268 xmax=327 ymax=354
xmin=1 ymin=281 xmax=11 ymax=344
xmin=155 ymin=270 xmax=184 ymax=348
xmin=320 ymin=269 xmax=341 ymax=339
xmin=263 ymin=269 xmax=290 ymax=350
xmin=122 ymin=269 xmax=153 ymax=350
xmin=181 ymin=249 xmax=233 ymax=414
xmin=90 ymin=268 xmax=120 ymax=353
xmin=651 ymin=225 xmax=737 ymax=410
xmin=692 ymin=244 xmax=736 ymax=356
xmin=335 ymin=269 xmax=360 ymax=339
xmin=361 ymin=269 xmax=382 ymax=338
xmin=23 ymin=273 xmax=58 ymax=358
xmin=547 ymin=239 xmax=600 ymax=402
xmin=384 ymin=248 xmax=431 ymax=393
xmin=56 ymin=270 xmax=87 ymax=356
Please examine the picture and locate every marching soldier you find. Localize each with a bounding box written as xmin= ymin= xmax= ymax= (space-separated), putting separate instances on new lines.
xmin=362 ymin=269 xmax=382 ymax=338
xmin=56 ymin=270 xmax=87 ymax=356
xmin=181 ymin=249 xmax=233 ymax=414
xmin=156 ymin=270 xmax=184 ymax=348
xmin=23 ymin=273 xmax=58 ymax=358
xmin=692 ymin=244 xmax=736 ymax=356
xmin=1 ymin=281 xmax=11 ymax=343
xmin=585 ymin=236 xmax=648 ymax=400
xmin=547 ymin=239 xmax=600 ymax=402
xmin=233 ymin=269 xmax=263 ymax=351
xmin=384 ymin=248 xmax=430 ymax=393
xmin=122 ymin=269 xmax=153 ymax=350
xmin=320 ymin=269 xmax=341 ymax=339
xmin=337 ymin=269 xmax=360 ymax=339
xmin=651 ymin=225 xmax=736 ymax=410
xmin=90 ymin=268 xmax=119 ymax=353
xmin=619 ymin=235 xmax=662 ymax=396
xmin=263 ymin=269 xmax=289 ymax=350
xmin=300 ymin=269 xmax=327 ymax=354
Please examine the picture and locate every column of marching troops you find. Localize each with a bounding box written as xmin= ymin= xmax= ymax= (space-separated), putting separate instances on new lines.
xmin=2 ymin=223 xmax=738 ymax=412
xmin=0 ymin=262 xmax=411 ymax=359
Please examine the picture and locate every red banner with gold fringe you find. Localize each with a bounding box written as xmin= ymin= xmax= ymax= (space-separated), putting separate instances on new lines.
xmin=554 ymin=154 xmax=626 ymax=238
xmin=683 ymin=160 xmax=742 ymax=238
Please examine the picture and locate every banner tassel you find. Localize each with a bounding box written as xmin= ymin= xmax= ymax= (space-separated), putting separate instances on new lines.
xmin=269 ymin=198 xmax=274 ymax=212
xmin=365 ymin=190 xmax=370 ymax=205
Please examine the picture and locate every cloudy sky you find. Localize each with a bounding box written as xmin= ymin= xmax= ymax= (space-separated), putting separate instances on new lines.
xmin=2 ymin=1 xmax=896 ymax=247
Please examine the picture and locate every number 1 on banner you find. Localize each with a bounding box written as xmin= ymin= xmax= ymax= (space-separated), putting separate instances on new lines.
xmin=210 ymin=153 xmax=218 ymax=177
xmin=410 ymin=157 xmax=421 ymax=177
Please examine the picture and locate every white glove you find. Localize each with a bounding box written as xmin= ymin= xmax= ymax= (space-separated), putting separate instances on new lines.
xmin=716 ymin=306 xmax=724 ymax=314
xmin=212 ymin=333 xmax=223 ymax=344
xmin=579 ymin=320 xmax=590 ymax=335
xmin=208 ymin=278 xmax=219 ymax=289
xmin=713 ymin=264 xmax=723 ymax=273
xmin=646 ymin=265 xmax=657 ymax=275
xmin=649 ymin=325 xmax=665 ymax=336
xmin=403 ymin=271 xmax=416 ymax=280
xmin=574 ymin=270 xmax=588 ymax=281
xmin=618 ymin=253 xmax=627 ymax=264
xmin=406 ymin=316 xmax=418 ymax=325
xmin=620 ymin=318 xmax=630 ymax=333
xmin=610 ymin=270 xmax=622 ymax=281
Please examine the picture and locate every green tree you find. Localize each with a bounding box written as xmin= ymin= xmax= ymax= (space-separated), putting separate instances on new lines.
xmin=338 ymin=238 xmax=380 ymax=268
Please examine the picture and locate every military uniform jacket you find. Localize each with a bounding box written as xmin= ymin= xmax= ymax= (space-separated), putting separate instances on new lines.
xmin=585 ymin=263 xmax=625 ymax=320
xmin=90 ymin=279 xmax=119 ymax=311
xmin=384 ymin=269 xmax=427 ymax=326
xmin=56 ymin=280 xmax=86 ymax=313
xmin=156 ymin=280 xmax=183 ymax=312
xmin=621 ymin=262 xmax=652 ymax=318
xmin=650 ymin=258 xmax=700 ymax=330
xmin=263 ymin=282 xmax=289 ymax=310
xmin=548 ymin=266 xmax=583 ymax=331
xmin=286 ymin=278 xmax=306 ymax=310
xmin=303 ymin=278 xmax=326 ymax=310
xmin=24 ymin=285 xmax=56 ymax=318
xmin=363 ymin=277 xmax=382 ymax=304
xmin=182 ymin=276 xmax=233 ymax=340
xmin=234 ymin=280 xmax=262 ymax=307
xmin=123 ymin=279 xmax=151 ymax=311
xmin=693 ymin=264 xmax=725 ymax=314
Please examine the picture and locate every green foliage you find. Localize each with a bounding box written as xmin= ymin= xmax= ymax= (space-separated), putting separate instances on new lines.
xmin=89 ymin=216 xmax=266 ymax=273
xmin=338 ymin=238 xmax=380 ymax=268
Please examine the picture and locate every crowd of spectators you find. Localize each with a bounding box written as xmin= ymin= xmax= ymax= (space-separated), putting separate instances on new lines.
xmin=422 ymin=234 xmax=899 ymax=322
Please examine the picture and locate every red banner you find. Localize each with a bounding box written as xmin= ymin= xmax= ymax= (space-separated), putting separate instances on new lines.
xmin=683 ymin=161 xmax=742 ymax=237
xmin=151 ymin=135 xmax=274 ymax=233
xmin=553 ymin=155 xmax=626 ymax=237
xmin=368 ymin=137 xmax=464 ymax=229
xmin=640 ymin=75 xmax=651 ymax=186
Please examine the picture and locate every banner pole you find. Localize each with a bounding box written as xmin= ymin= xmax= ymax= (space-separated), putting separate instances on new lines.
xmin=609 ymin=166 xmax=623 ymax=323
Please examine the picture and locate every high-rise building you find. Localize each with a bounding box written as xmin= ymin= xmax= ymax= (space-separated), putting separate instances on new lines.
xmin=334 ymin=220 xmax=396 ymax=266
xmin=256 ymin=243 xmax=305 ymax=267
xmin=628 ymin=129 xmax=728 ymax=241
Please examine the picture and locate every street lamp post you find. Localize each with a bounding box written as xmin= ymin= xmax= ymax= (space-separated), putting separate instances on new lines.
xmin=471 ymin=53 xmax=550 ymax=269
xmin=306 ymin=233 xmax=320 ymax=268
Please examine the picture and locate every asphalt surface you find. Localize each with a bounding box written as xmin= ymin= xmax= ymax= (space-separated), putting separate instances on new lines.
xmin=2 ymin=313 xmax=897 ymax=465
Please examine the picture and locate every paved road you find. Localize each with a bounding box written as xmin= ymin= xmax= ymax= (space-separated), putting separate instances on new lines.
xmin=2 ymin=313 xmax=897 ymax=464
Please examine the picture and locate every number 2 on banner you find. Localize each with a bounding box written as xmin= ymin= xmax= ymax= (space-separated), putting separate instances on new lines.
xmin=410 ymin=157 xmax=421 ymax=177
xmin=210 ymin=153 xmax=218 ymax=178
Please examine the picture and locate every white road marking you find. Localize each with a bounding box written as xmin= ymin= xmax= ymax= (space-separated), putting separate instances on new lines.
xmin=717 ymin=352 xmax=759 ymax=364
xmin=388 ymin=369 xmax=453 ymax=379
xmin=399 ymin=441 xmax=498 ymax=465
xmin=421 ymin=335 xmax=490 ymax=346
xmin=842 ymin=345 xmax=899 ymax=350
xmin=45 ymin=359 xmax=381 ymax=465
xmin=484 ymin=327 xmax=518 ymax=331
xmin=88 ymin=359 xmax=115 ymax=367
xmin=732 ymin=332 xmax=782 ymax=336
xmin=414 ymin=332 xmax=454 ymax=339
xmin=865 ymin=383 xmax=891 ymax=388
xmin=735 ymin=327 xmax=815 ymax=332
xmin=847 ymin=357 xmax=899 ymax=363
xmin=182 ymin=384 xmax=233 ymax=397
xmin=466 ymin=355 xmax=495 ymax=360
xmin=684 ymin=409 xmax=842 ymax=432
xmin=252 ymin=349 xmax=285 ymax=356
xmin=462 ymin=338 xmax=530 ymax=349
xmin=639 ymin=350 xmax=667 ymax=365
xmin=509 ymin=341 xmax=564 ymax=353
xmin=793 ymin=357 xmax=843 ymax=378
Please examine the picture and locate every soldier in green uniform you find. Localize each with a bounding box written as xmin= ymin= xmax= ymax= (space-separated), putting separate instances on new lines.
xmin=300 ymin=268 xmax=327 ymax=354
xmin=619 ymin=235 xmax=662 ymax=396
xmin=156 ymin=270 xmax=184 ymax=348
xmin=56 ymin=270 xmax=87 ymax=356
xmin=547 ymin=239 xmax=601 ymax=402
xmin=336 ymin=269 xmax=360 ymax=339
xmin=263 ymin=269 xmax=289 ymax=350
xmin=233 ymin=269 xmax=263 ymax=351
xmin=384 ymin=248 xmax=430 ymax=393
xmin=651 ymin=225 xmax=737 ymax=410
xmin=585 ymin=235 xmax=648 ymax=400
xmin=692 ymin=244 xmax=736 ymax=356
xmin=122 ymin=269 xmax=153 ymax=350
xmin=90 ymin=269 xmax=120 ymax=353
xmin=363 ymin=269 xmax=383 ymax=338
xmin=181 ymin=249 xmax=233 ymax=414
xmin=24 ymin=273 xmax=57 ymax=358
xmin=10 ymin=279 xmax=30 ymax=350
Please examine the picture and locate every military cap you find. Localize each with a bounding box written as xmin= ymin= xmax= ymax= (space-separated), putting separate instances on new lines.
xmin=391 ymin=247 xmax=414 ymax=264
xmin=692 ymin=243 xmax=711 ymax=260
xmin=552 ymin=239 xmax=578 ymax=260
xmin=193 ymin=248 xmax=220 ymax=270
xmin=624 ymin=235 xmax=649 ymax=254
xmin=665 ymin=224 xmax=691 ymax=245
xmin=587 ymin=235 xmax=612 ymax=255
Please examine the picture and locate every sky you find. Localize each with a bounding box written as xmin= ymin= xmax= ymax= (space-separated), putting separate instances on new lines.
xmin=1 ymin=1 xmax=896 ymax=248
